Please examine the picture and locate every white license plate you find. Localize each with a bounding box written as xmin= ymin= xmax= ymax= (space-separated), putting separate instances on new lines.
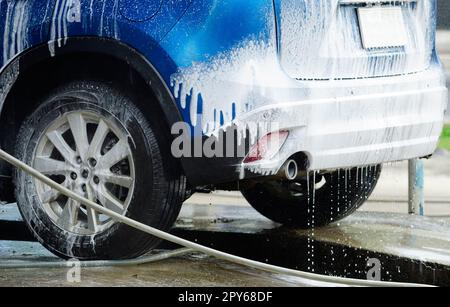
xmin=358 ymin=6 xmax=408 ymax=49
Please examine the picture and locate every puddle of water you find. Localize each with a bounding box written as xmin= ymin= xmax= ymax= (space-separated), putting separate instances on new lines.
xmin=169 ymin=226 xmax=450 ymax=286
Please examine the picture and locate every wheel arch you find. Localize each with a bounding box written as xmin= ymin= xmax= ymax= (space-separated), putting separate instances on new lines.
xmin=0 ymin=37 xmax=184 ymax=200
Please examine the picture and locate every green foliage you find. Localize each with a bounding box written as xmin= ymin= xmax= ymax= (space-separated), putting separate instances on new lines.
xmin=439 ymin=125 xmax=450 ymax=150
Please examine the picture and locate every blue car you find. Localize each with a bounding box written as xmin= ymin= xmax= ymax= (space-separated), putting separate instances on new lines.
xmin=0 ymin=0 xmax=447 ymax=259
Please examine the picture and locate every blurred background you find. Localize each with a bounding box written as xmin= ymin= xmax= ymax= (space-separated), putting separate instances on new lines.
xmin=438 ymin=0 xmax=450 ymax=29
xmin=436 ymin=0 xmax=449 ymax=166
xmin=346 ymin=0 xmax=450 ymax=216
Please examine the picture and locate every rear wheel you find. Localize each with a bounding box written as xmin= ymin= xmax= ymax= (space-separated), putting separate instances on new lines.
xmin=14 ymin=81 xmax=185 ymax=260
xmin=240 ymin=166 xmax=381 ymax=228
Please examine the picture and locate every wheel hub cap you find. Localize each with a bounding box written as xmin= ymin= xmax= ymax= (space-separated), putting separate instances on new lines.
xmin=33 ymin=110 xmax=136 ymax=235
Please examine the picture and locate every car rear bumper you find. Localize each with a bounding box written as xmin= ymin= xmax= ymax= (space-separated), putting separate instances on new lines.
xmin=241 ymin=65 xmax=448 ymax=176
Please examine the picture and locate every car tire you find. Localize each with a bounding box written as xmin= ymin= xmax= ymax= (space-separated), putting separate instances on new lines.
xmin=240 ymin=166 xmax=381 ymax=228
xmin=14 ymin=80 xmax=186 ymax=260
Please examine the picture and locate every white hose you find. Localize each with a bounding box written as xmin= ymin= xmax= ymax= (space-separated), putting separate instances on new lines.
xmin=0 ymin=149 xmax=431 ymax=287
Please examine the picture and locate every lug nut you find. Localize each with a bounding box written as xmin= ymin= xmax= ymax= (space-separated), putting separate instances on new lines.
xmin=89 ymin=158 xmax=97 ymax=167
xmin=93 ymin=176 xmax=100 ymax=185
xmin=70 ymin=172 xmax=78 ymax=180
xmin=76 ymin=156 xmax=82 ymax=164
xmin=82 ymin=184 xmax=87 ymax=192
xmin=82 ymin=169 xmax=89 ymax=179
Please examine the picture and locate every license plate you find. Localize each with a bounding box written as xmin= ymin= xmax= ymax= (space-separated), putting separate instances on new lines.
xmin=358 ymin=6 xmax=408 ymax=49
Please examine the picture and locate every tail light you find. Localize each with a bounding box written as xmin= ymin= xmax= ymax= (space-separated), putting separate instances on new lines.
xmin=244 ymin=131 xmax=289 ymax=163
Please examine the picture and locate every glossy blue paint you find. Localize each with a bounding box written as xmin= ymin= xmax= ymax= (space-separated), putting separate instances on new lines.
xmin=119 ymin=0 xmax=162 ymax=22
xmin=47 ymin=0 xmax=192 ymax=44
xmin=160 ymin=0 xmax=274 ymax=67
xmin=159 ymin=0 xmax=275 ymax=129
xmin=0 ymin=0 xmax=275 ymax=128
xmin=0 ymin=0 xmax=55 ymax=65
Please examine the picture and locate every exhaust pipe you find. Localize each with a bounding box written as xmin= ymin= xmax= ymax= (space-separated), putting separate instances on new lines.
xmin=282 ymin=159 xmax=298 ymax=181
xmin=270 ymin=154 xmax=309 ymax=181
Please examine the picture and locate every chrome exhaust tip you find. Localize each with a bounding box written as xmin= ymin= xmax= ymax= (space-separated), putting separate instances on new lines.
xmin=284 ymin=159 xmax=298 ymax=181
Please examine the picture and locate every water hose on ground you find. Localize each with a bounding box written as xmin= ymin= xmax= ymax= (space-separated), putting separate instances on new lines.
xmin=0 ymin=149 xmax=431 ymax=287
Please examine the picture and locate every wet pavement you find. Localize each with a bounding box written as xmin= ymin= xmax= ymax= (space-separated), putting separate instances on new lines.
xmin=0 ymin=204 xmax=339 ymax=287
xmin=177 ymin=200 xmax=450 ymax=286
xmin=0 ymin=243 xmax=321 ymax=287
xmin=2 ymin=184 xmax=450 ymax=286
xmin=2 ymin=153 xmax=450 ymax=286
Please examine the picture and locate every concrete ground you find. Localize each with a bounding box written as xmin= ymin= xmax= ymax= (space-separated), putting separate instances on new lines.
xmin=0 ymin=242 xmax=320 ymax=287
xmin=0 ymin=205 xmax=332 ymax=287
xmin=2 ymin=191 xmax=450 ymax=286
xmin=1 ymin=151 xmax=450 ymax=287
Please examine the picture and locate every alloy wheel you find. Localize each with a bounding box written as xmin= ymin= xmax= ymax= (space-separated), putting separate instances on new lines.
xmin=33 ymin=110 xmax=135 ymax=235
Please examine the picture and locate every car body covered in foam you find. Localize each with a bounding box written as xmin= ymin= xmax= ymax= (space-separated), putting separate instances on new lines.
xmin=0 ymin=0 xmax=447 ymax=189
